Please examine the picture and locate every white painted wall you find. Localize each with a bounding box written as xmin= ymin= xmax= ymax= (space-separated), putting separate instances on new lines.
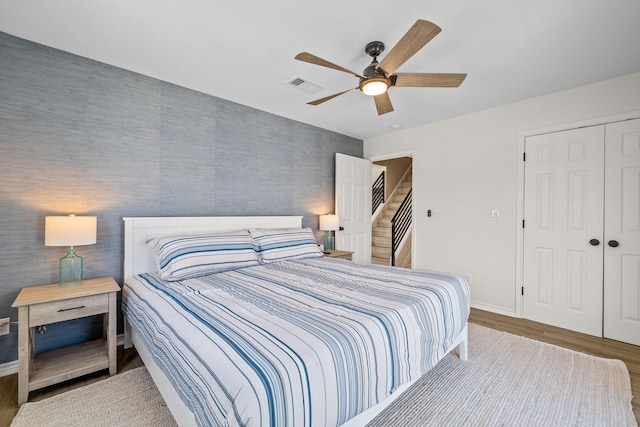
xmin=364 ymin=72 xmax=640 ymax=316
xmin=371 ymin=164 xmax=386 ymax=185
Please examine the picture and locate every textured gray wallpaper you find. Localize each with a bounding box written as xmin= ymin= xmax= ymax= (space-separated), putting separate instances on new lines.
xmin=0 ymin=32 xmax=362 ymax=364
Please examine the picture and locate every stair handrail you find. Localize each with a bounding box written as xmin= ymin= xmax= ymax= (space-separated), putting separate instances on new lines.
xmin=372 ymin=170 xmax=385 ymax=215
xmin=374 ymin=165 xmax=412 ymax=223
xmin=391 ymin=188 xmax=412 ymax=266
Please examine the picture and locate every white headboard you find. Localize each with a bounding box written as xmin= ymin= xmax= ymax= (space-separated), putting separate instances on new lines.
xmin=122 ymin=216 xmax=303 ymax=280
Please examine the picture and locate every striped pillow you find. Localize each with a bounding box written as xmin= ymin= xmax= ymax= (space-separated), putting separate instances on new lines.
xmin=250 ymin=227 xmax=322 ymax=263
xmin=147 ymin=230 xmax=259 ymax=281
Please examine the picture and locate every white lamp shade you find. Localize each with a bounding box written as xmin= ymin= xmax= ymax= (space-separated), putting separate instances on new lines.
xmin=45 ymin=215 xmax=97 ymax=247
xmin=319 ymin=214 xmax=340 ymax=231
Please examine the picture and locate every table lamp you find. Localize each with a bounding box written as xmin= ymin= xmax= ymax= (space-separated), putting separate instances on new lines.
xmin=45 ymin=214 xmax=97 ymax=287
xmin=319 ymin=214 xmax=339 ymax=251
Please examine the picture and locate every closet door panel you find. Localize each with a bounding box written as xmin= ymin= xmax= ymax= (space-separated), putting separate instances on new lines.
xmin=604 ymin=118 xmax=640 ymax=346
xmin=523 ymin=126 xmax=605 ymax=336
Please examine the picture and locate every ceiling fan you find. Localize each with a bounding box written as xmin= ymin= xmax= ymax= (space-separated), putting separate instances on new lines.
xmin=295 ymin=19 xmax=467 ymax=115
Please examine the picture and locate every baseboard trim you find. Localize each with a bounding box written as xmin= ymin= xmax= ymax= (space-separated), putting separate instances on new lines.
xmin=0 ymin=360 xmax=18 ymax=377
xmin=471 ymin=301 xmax=516 ymax=317
xmin=0 ymin=333 xmax=126 ymax=378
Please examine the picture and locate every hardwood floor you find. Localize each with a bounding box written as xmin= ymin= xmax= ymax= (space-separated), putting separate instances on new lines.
xmin=1 ymin=308 xmax=638 ymax=426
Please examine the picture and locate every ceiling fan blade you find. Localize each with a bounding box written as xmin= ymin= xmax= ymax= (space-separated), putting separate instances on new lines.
xmin=394 ymin=73 xmax=467 ymax=87
xmin=374 ymin=92 xmax=394 ymax=115
xmin=295 ymin=52 xmax=363 ymax=78
xmin=307 ymin=88 xmax=357 ymax=106
xmin=377 ymin=20 xmax=441 ymax=76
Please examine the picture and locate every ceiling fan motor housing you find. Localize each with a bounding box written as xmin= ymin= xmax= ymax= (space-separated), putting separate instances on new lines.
xmin=362 ymin=63 xmax=386 ymax=80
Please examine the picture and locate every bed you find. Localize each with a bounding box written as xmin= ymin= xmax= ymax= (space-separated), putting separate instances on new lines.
xmin=122 ymin=216 xmax=469 ymax=427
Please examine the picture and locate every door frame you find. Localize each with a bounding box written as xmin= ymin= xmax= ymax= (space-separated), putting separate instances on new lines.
xmin=515 ymin=111 xmax=640 ymax=318
xmin=368 ymin=150 xmax=415 ymax=267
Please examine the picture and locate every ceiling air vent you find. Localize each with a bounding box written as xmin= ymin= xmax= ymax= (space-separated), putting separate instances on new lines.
xmin=286 ymin=76 xmax=323 ymax=94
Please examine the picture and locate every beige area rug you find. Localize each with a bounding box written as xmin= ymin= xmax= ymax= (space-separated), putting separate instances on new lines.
xmin=11 ymin=324 xmax=636 ymax=427
xmin=10 ymin=366 xmax=177 ymax=427
xmin=368 ymin=323 xmax=636 ymax=427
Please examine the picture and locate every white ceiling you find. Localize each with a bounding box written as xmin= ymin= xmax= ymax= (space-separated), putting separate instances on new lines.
xmin=1 ymin=1 xmax=639 ymax=140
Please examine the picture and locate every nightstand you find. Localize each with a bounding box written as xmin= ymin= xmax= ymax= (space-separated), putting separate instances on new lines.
xmin=12 ymin=277 xmax=120 ymax=405
xmin=323 ymin=249 xmax=354 ymax=261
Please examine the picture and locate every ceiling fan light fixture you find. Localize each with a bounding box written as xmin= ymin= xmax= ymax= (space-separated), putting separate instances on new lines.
xmin=360 ymin=78 xmax=390 ymax=96
xmin=295 ymin=20 xmax=465 ymax=115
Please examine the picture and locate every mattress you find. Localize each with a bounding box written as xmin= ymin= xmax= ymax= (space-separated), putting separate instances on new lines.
xmin=122 ymin=257 xmax=470 ymax=427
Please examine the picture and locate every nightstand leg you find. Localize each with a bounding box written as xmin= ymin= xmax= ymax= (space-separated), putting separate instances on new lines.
xmin=17 ymin=306 xmax=29 ymax=405
xmin=107 ymin=292 xmax=116 ymax=375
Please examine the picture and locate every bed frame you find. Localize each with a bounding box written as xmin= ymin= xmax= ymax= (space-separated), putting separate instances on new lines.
xmin=122 ymin=216 xmax=468 ymax=427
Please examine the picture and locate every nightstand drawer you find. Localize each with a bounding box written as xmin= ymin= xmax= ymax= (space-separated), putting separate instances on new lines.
xmin=29 ymin=294 xmax=109 ymax=325
xmin=324 ymin=250 xmax=353 ymax=261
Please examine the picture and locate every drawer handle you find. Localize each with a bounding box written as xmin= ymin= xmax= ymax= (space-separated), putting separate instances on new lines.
xmin=58 ymin=305 xmax=86 ymax=312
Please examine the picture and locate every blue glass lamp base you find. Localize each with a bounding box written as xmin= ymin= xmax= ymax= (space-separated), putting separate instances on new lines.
xmin=59 ymin=249 xmax=83 ymax=287
xmin=324 ymin=234 xmax=335 ymax=251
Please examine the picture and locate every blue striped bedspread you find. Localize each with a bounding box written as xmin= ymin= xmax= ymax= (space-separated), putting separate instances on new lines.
xmin=122 ymin=257 xmax=470 ymax=427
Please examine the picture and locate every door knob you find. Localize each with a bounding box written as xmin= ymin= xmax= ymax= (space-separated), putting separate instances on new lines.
xmin=608 ymin=240 xmax=619 ymax=248
xmin=589 ymin=239 xmax=600 ymax=246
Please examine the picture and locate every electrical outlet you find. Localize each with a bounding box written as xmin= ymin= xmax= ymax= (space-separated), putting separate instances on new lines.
xmin=0 ymin=318 xmax=9 ymax=336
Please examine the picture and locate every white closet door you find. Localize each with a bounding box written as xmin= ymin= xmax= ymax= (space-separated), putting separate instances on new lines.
xmin=335 ymin=153 xmax=372 ymax=264
xmin=604 ymin=118 xmax=640 ymax=346
xmin=523 ymin=126 xmax=605 ymax=336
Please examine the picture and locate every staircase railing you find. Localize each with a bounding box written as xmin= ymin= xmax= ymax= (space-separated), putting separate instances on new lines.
xmin=391 ymin=188 xmax=412 ymax=266
xmin=372 ymin=171 xmax=385 ymax=215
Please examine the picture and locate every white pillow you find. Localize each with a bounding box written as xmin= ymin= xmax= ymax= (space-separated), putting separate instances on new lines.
xmin=146 ymin=230 xmax=259 ymax=281
xmin=250 ymin=227 xmax=322 ymax=263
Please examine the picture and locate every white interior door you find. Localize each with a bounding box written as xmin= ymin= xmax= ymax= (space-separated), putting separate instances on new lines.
xmin=523 ymin=126 xmax=605 ymax=336
xmin=603 ymin=118 xmax=640 ymax=346
xmin=335 ymin=153 xmax=371 ymax=264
